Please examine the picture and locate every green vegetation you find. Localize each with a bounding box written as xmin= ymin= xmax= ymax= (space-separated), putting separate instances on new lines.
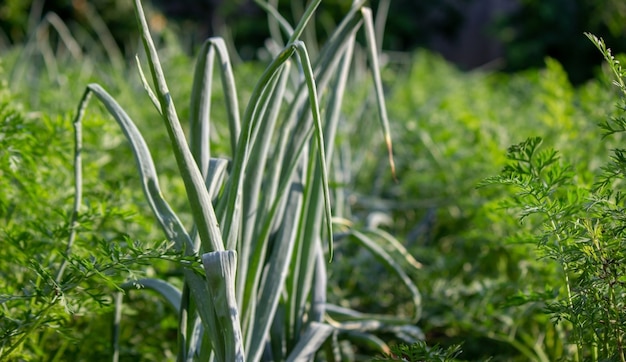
xmin=477 ymin=34 xmax=626 ymax=361
xmin=1 ymin=0 xmax=625 ymax=361
xmin=3 ymin=0 xmax=626 ymax=82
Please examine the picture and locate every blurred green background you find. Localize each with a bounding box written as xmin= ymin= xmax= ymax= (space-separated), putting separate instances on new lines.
xmin=2 ymin=0 xmax=625 ymax=84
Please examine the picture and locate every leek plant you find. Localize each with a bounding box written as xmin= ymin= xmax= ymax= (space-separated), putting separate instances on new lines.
xmin=69 ymin=0 xmax=421 ymax=360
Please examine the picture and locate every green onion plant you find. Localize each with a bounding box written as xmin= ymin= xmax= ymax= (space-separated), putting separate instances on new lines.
xmin=68 ymin=0 xmax=421 ymax=360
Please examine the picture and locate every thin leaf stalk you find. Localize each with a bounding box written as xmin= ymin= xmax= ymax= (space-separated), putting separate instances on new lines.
xmin=55 ymin=87 xmax=89 ymax=283
xmin=133 ymin=0 xmax=224 ymax=254
xmin=254 ymin=0 xmax=294 ymax=44
xmin=286 ymin=0 xmax=322 ymax=45
xmin=134 ymin=55 xmax=161 ymax=113
xmin=360 ymin=7 xmax=396 ymax=180
xmin=177 ymin=283 xmax=191 ymax=362
xmin=112 ymin=291 xmax=123 ymax=362
xmin=294 ymin=41 xmax=334 ymax=260
xmin=548 ymin=218 xmax=581 ymax=361
xmin=191 ymin=38 xmax=241 ymax=157
xmin=189 ymin=40 xmax=215 ymax=175
xmin=289 ymin=149 xmax=324 ymax=344
xmin=321 ymin=34 xmax=355 ymax=164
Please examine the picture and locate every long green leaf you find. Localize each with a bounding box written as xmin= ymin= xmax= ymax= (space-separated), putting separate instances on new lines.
xmin=253 ymin=0 xmax=294 ymax=43
xmin=286 ymin=0 xmax=321 ymax=45
xmin=309 ymin=240 xmax=327 ymax=323
xmin=121 ymin=278 xmax=182 ymax=312
xmin=81 ymin=84 xmax=194 ymax=253
xmin=206 ymin=158 xmax=229 ymax=200
xmin=56 ymin=84 xmax=85 ymax=282
xmin=190 ymin=37 xmax=241 ymax=164
xmin=325 ymin=304 xmax=424 ymax=341
xmin=189 ymin=39 xmax=215 ymax=174
xmin=135 ymin=55 xmax=161 ymax=113
xmin=334 ymin=331 xmax=389 ymax=355
xmin=349 ymin=229 xmax=421 ymax=323
xmin=360 ymin=7 xmax=396 ymax=179
xmin=202 ymin=250 xmax=245 ymax=362
xmin=285 ymin=322 xmax=334 ymax=362
xmin=112 ymin=291 xmax=122 ymax=362
xmin=246 ymin=181 xmax=303 ymax=361
xmin=133 ymin=0 xmax=224 ymax=254
xmin=294 ymin=42 xmax=334 ymax=260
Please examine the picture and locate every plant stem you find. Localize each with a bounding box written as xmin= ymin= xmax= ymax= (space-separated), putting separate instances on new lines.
xmin=549 ymin=219 xmax=581 ymax=362
xmin=55 ymin=88 xmax=89 ymax=283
